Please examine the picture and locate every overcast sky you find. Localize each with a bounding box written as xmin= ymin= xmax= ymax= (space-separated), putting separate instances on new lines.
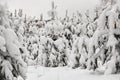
xmin=1 ymin=0 xmax=98 ymax=18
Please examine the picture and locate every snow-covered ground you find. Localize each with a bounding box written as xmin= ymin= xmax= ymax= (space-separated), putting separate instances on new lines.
xmin=26 ymin=66 xmax=120 ymax=80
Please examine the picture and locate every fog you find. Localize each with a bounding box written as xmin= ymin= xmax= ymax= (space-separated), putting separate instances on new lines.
xmin=1 ymin=0 xmax=98 ymax=18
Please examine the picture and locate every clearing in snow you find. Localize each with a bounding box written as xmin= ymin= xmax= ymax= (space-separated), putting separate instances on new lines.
xmin=26 ymin=66 xmax=120 ymax=80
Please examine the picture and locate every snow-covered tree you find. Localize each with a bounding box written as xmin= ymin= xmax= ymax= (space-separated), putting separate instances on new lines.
xmin=0 ymin=3 xmax=27 ymax=80
xmin=86 ymin=0 xmax=120 ymax=74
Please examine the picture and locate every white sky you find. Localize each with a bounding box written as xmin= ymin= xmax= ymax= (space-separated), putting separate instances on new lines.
xmin=1 ymin=0 xmax=98 ymax=18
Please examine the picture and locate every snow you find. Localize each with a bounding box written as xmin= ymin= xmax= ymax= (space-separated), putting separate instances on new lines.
xmin=26 ymin=66 xmax=120 ymax=80
xmin=104 ymin=57 xmax=116 ymax=75
xmin=0 ymin=36 xmax=6 ymax=52
xmin=1 ymin=60 xmax=13 ymax=80
xmin=1 ymin=0 xmax=120 ymax=80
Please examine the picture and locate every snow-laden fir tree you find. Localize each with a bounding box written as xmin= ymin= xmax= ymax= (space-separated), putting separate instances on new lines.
xmin=86 ymin=0 xmax=120 ymax=74
xmin=0 ymin=3 xmax=27 ymax=80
